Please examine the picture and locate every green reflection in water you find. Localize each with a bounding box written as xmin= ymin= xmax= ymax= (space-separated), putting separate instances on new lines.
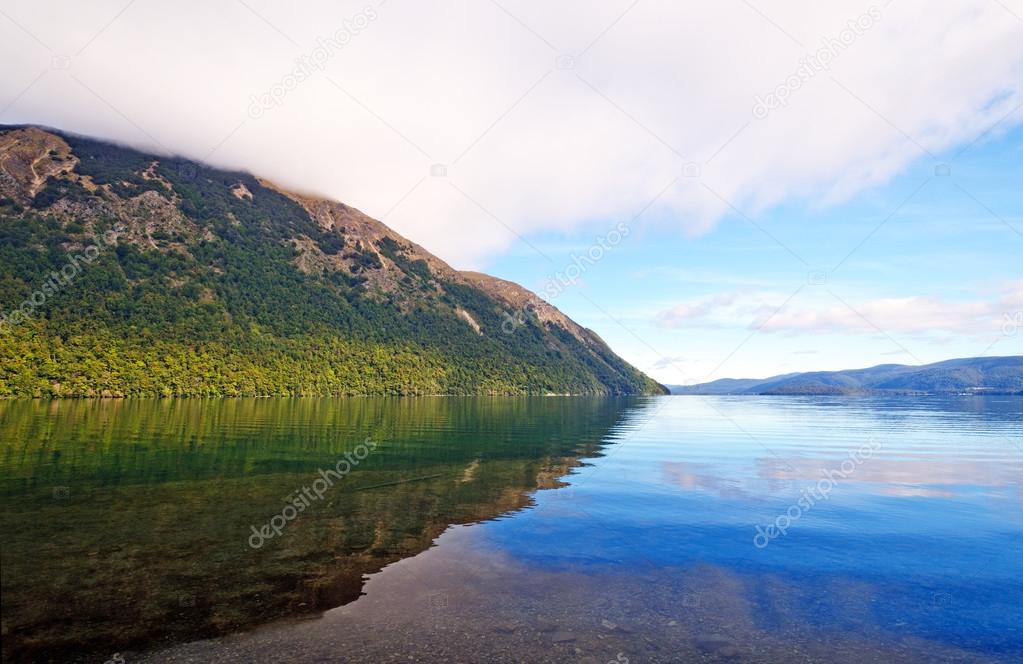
xmin=0 ymin=396 xmax=640 ymax=663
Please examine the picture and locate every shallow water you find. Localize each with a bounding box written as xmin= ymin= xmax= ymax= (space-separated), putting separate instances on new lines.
xmin=2 ymin=396 xmax=1021 ymax=662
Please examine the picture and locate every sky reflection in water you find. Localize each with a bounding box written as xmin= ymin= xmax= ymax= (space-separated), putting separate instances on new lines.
xmin=480 ymin=396 xmax=1023 ymax=659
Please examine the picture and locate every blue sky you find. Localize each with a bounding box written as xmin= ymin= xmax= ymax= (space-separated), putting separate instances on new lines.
xmin=486 ymin=124 xmax=1023 ymax=382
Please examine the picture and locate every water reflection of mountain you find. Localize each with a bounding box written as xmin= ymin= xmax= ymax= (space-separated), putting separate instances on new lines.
xmin=0 ymin=397 xmax=644 ymax=663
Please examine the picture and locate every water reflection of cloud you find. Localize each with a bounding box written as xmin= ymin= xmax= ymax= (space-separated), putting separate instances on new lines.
xmin=755 ymin=456 xmax=1023 ymax=491
xmin=875 ymin=486 xmax=956 ymax=498
xmin=663 ymin=454 xmax=1023 ymax=500
xmin=662 ymin=462 xmax=751 ymax=498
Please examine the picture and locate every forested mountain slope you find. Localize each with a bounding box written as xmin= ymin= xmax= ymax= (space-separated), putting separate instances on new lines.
xmin=0 ymin=126 xmax=665 ymax=397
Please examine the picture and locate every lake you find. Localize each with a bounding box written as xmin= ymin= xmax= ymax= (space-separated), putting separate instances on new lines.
xmin=1 ymin=395 xmax=1021 ymax=663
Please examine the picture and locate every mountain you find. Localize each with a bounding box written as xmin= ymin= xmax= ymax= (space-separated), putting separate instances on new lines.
xmin=0 ymin=126 xmax=666 ymax=397
xmin=669 ymin=356 xmax=1023 ymax=395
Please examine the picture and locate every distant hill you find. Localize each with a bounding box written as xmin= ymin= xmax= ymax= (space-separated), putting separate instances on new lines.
xmin=669 ymin=356 xmax=1023 ymax=395
xmin=0 ymin=126 xmax=665 ymax=397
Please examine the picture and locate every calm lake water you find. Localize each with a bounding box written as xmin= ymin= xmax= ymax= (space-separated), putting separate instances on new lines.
xmin=1 ymin=396 xmax=1021 ymax=663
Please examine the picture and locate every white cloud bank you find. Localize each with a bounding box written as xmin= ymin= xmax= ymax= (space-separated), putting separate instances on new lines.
xmin=655 ymin=281 xmax=1023 ymax=339
xmin=2 ymin=0 xmax=1022 ymax=267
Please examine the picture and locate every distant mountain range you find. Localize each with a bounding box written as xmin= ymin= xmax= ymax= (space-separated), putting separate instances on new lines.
xmin=0 ymin=126 xmax=665 ymax=397
xmin=668 ymin=356 xmax=1023 ymax=395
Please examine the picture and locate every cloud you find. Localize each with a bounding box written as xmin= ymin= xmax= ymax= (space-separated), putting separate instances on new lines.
xmin=656 ymin=282 xmax=1022 ymax=338
xmin=655 ymin=291 xmax=741 ymax=327
xmin=648 ymin=354 xmax=688 ymax=371
xmin=1 ymin=0 xmax=1022 ymax=267
xmin=1002 ymin=280 xmax=1023 ymax=310
xmin=754 ymin=296 xmax=994 ymax=336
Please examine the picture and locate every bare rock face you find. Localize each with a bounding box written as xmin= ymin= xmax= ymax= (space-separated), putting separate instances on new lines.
xmin=0 ymin=127 xmax=77 ymax=205
xmin=460 ymin=270 xmax=601 ymax=346
xmin=0 ymin=128 xmax=198 ymax=254
xmin=271 ymin=188 xmax=457 ymax=298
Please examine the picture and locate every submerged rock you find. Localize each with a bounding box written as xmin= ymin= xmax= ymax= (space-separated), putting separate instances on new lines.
xmin=693 ymin=633 xmax=740 ymax=658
